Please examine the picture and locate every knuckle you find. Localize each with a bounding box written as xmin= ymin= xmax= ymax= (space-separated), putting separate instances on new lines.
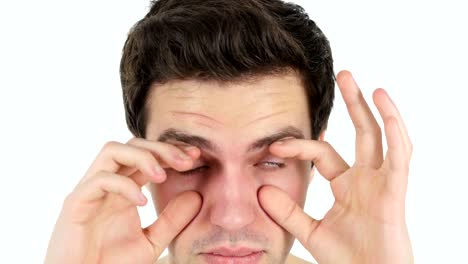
xmin=161 ymin=141 xmax=185 ymax=155
xmin=357 ymin=121 xmax=381 ymax=136
xmin=90 ymin=172 xmax=136 ymax=194
xmin=126 ymin=137 xmax=140 ymax=145
xmin=87 ymin=171 xmax=115 ymax=188
xmin=320 ymin=140 xmax=334 ymax=154
xmin=61 ymin=194 xmax=82 ymax=217
xmin=321 ymin=140 xmax=332 ymax=148
xmin=367 ymin=124 xmax=382 ymax=137
xmin=101 ymin=140 xmax=120 ymax=153
xmin=319 ymin=140 xmax=337 ymax=161
xmin=128 ymin=140 xmax=162 ymax=163
xmin=92 ymin=170 xmax=111 ymax=181
xmin=63 ymin=192 xmax=77 ymax=207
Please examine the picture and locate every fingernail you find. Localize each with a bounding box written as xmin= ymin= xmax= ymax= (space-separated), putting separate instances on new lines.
xmin=178 ymin=152 xmax=192 ymax=161
xmin=153 ymin=165 xmax=166 ymax=176
xmin=273 ymin=137 xmax=295 ymax=145
xmin=181 ymin=146 xmax=198 ymax=152
xmin=273 ymin=140 xmax=285 ymax=145
xmin=138 ymin=193 xmax=147 ymax=204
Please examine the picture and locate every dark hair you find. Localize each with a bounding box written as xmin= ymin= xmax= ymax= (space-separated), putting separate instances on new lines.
xmin=120 ymin=0 xmax=335 ymax=140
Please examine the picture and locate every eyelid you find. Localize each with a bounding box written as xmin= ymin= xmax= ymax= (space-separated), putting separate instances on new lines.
xmin=178 ymin=165 xmax=208 ymax=176
xmin=260 ymin=160 xmax=285 ymax=168
xmin=273 ymin=136 xmax=296 ymax=144
xmin=174 ymin=154 xmax=286 ymax=176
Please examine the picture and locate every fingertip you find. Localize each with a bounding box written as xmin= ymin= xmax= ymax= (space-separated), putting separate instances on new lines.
xmin=336 ymin=69 xmax=352 ymax=81
xmin=137 ymin=192 xmax=148 ymax=206
xmin=373 ymin=87 xmax=383 ymax=96
xmin=258 ymin=185 xmax=269 ymax=201
xmin=373 ymin=88 xmax=388 ymax=100
xmin=179 ymin=191 xmax=203 ymax=211
xmin=187 ymin=190 xmax=203 ymax=203
xmin=258 ymin=185 xmax=272 ymax=214
xmin=143 ymin=190 xmax=203 ymax=256
xmin=269 ymin=138 xmax=295 ymax=153
xmin=147 ymin=165 xmax=166 ymax=184
xmin=372 ymin=88 xmax=384 ymax=105
xmin=258 ymin=186 xmax=305 ymax=233
xmin=258 ymin=184 xmax=277 ymax=196
xmin=152 ymin=172 xmax=167 ymax=184
xmin=182 ymin=146 xmax=201 ymax=159
xmin=374 ymin=87 xmax=386 ymax=94
xmin=269 ymin=142 xmax=285 ymax=152
xmin=258 ymin=185 xmax=283 ymax=210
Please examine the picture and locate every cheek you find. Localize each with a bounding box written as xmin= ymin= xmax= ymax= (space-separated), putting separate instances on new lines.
xmin=263 ymin=161 xmax=309 ymax=206
xmin=150 ymin=173 xmax=203 ymax=214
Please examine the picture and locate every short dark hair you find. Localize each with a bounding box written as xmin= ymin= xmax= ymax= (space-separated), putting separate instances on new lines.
xmin=120 ymin=0 xmax=335 ymax=140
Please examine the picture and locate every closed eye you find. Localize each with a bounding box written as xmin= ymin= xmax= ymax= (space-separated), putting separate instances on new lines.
xmin=178 ymin=165 xmax=209 ymax=176
xmin=177 ymin=161 xmax=285 ymax=176
xmin=258 ymin=161 xmax=285 ymax=170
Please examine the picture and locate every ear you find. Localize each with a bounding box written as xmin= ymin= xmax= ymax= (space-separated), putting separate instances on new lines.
xmin=308 ymin=168 xmax=315 ymax=183
xmin=319 ymin=129 xmax=326 ymax=141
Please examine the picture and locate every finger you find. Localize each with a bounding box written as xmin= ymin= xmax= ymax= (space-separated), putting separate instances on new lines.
xmin=117 ymin=138 xmax=201 ymax=186
xmin=382 ymin=117 xmax=409 ymax=193
xmin=270 ymin=139 xmax=349 ymax=181
xmin=373 ymin=88 xmax=413 ymax=157
xmin=126 ymin=137 xmax=200 ymax=171
xmin=82 ymin=139 xmax=198 ymax=186
xmin=337 ymin=70 xmax=383 ymax=168
xmin=258 ymin=185 xmax=319 ymax=252
xmin=67 ymin=171 xmax=147 ymax=222
xmin=81 ymin=141 xmax=165 ymax=185
xmin=143 ymin=191 xmax=202 ymax=258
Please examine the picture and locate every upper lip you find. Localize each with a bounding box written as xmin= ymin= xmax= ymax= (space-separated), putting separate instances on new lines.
xmin=202 ymin=247 xmax=263 ymax=257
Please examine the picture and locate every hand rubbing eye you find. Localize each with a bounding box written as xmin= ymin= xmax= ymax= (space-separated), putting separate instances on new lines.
xmin=178 ymin=161 xmax=285 ymax=176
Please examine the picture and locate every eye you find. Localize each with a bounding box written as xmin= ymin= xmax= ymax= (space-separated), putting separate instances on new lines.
xmin=258 ymin=161 xmax=285 ymax=170
xmin=178 ymin=165 xmax=209 ymax=176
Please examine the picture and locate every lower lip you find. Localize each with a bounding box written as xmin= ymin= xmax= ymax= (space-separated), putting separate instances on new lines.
xmin=201 ymin=251 xmax=264 ymax=264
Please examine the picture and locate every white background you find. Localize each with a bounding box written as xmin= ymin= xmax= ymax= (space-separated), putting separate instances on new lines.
xmin=0 ymin=0 xmax=467 ymax=263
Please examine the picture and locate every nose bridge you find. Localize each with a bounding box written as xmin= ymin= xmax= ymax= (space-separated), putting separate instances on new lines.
xmin=208 ymin=165 xmax=258 ymax=231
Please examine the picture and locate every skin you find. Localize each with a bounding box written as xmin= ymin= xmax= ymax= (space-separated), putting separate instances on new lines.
xmin=259 ymin=71 xmax=414 ymax=263
xmin=145 ymin=69 xmax=314 ymax=264
xmin=45 ymin=69 xmax=413 ymax=264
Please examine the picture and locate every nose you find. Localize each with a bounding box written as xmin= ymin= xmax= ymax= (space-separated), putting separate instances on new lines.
xmin=207 ymin=168 xmax=257 ymax=231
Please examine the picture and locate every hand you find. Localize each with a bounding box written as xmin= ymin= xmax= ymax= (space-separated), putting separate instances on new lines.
xmin=45 ymin=138 xmax=202 ymax=264
xmin=259 ymin=70 xmax=414 ymax=264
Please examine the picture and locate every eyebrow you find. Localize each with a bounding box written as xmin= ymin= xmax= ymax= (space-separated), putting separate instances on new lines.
xmin=157 ymin=125 xmax=305 ymax=154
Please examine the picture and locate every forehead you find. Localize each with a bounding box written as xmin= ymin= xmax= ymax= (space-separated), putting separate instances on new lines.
xmin=145 ymin=71 xmax=311 ymax=150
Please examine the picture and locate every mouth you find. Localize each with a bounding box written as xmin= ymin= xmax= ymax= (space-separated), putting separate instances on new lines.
xmin=200 ymin=247 xmax=265 ymax=264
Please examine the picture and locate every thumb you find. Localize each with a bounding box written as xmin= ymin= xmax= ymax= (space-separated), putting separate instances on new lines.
xmin=258 ymin=185 xmax=319 ymax=250
xmin=143 ymin=191 xmax=202 ymax=259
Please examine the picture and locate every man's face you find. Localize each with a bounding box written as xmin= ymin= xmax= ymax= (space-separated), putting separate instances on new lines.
xmin=146 ymin=71 xmax=313 ymax=264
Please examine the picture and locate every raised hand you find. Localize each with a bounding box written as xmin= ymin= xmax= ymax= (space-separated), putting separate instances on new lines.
xmin=259 ymin=70 xmax=413 ymax=264
xmin=45 ymin=138 xmax=202 ymax=264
